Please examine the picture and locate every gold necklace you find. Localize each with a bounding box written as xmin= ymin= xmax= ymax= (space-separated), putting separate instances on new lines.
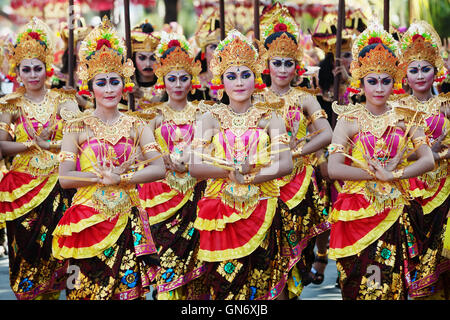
xmin=21 ymin=90 xmax=54 ymax=125
xmin=85 ymin=113 xmax=135 ymax=145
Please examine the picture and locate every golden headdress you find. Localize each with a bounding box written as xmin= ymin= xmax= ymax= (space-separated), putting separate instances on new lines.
xmin=260 ymin=2 xmax=303 ymax=69
xmin=399 ymin=20 xmax=445 ymax=82
xmin=8 ymin=17 xmax=56 ymax=79
xmin=194 ymin=11 xmax=232 ymax=57
xmin=59 ymin=17 xmax=91 ymax=49
xmin=77 ymin=16 xmax=135 ymax=96
xmin=131 ymin=20 xmax=160 ymax=53
xmin=209 ymin=29 xmax=267 ymax=90
xmin=153 ymin=32 xmax=201 ymax=90
xmin=311 ymin=9 xmax=366 ymax=55
xmin=348 ymin=20 xmax=405 ymax=94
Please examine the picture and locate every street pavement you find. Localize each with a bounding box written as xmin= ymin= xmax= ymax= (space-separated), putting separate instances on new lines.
xmin=0 ymin=253 xmax=341 ymax=300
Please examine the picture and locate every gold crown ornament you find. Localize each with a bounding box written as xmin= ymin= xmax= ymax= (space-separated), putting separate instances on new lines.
xmin=153 ymin=32 xmax=201 ymax=90
xmin=77 ymin=16 xmax=135 ymax=96
xmin=131 ymin=20 xmax=160 ymax=53
xmin=59 ymin=17 xmax=91 ymax=49
xmin=348 ymin=20 xmax=405 ymax=95
xmin=209 ymin=29 xmax=267 ymax=90
xmin=259 ymin=2 xmax=305 ymax=76
xmin=399 ymin=20 xmax=446 ymax=83
xmin=8 ymin=17 xmax=56 ymax=80
xmin=194 ymin=11 xmax=232 ymax=59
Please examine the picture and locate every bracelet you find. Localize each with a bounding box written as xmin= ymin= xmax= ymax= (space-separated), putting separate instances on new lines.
xmin=49 ymin=140 xmax=62 ymax=149
xmin=243 ymin=172 xmax=257 ymax=184
xmin=119 ymin=172 xmax=135 ymax=185
xmin=316 ymin=250 xmax=328 ymax=258
xmin=141 ymin=142 xmax=160 ymax=154
xmin=271 ymin=133 xmax=290 ymax=146
xmin=392 ymin=168 xmax=404 ymax=180
xmin=310 ymin=109 xmax=328 ymax=123
xmin=412 ymin=136 xmax=431 ymax=149
xmin=438 ymin=147 xmax=448 ymax=160
xmin=191 ymin=138 xmax=211 ymax=150
xmin=58 ymin=151 xmax=77 ymax=162
xmin=21 ymin=140 xmax=35 ymax=149
xmin=292 ymin=145 xmax=303 ymax=157
xmin=328 ymin=143 xmax=345 ymax=155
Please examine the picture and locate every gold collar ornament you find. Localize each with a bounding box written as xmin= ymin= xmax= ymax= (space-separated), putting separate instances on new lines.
xmin=8 ymin=17 xmax=56 ymax=80
xmin=77 ymin=16 xmax=135 ymax=96
xmin=153 ymin=32 xmax=201 ymax=91
xmin=399 ymin=20 xmax=446 ymax=84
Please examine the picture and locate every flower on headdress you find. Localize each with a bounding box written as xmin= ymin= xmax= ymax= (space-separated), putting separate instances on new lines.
xmin=28 ymin=32 xmax=41 ymax=41
xmin=411 ymin=34 xmax=425 ymax=42
xmin=274 ymin=23 xmax=288 ymax=33
xmin=96 ymin=38 xmax=112 ymax=50
xmin=368 ymin=37 xmax=383 ymax=45
xmin=168 ymin=39 xmax=181 ymax=48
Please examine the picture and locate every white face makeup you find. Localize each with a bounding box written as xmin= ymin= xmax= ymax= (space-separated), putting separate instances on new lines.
xmin=222 ymin=65 xmax=255 ymax=103
xmin=92 ymin=72 xmax=124 ymax=110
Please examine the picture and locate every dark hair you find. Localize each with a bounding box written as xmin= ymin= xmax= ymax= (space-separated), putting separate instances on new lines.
xmin=318 ymin=52 xmax=335 ymax=92
xmin=195 ymin=50 xmax=208 ymax=74
xmin=264 ymin=31 xmax=298 ymax=48
xmin=358 ymin=43 xmax=396 ymax=59
xmin=140 ymin=22 xmax=154 ymax=34
xmin=60 ymin=48 xmax=77 ymax=74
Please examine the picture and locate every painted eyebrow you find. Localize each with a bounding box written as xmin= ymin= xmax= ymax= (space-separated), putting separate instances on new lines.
xmin=408 ymin=64 xmax=433 ymax=69
xmin=366 ymin=76 xmax=392 ymax=80
xmin=95 ymin=77 xmax=121 ymax=82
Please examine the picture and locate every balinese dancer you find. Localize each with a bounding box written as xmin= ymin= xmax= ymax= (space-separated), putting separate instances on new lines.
xmin=137 ymin=32 xmax=206 ymax=300
xmin=130 ymin=20 xmax=162 ymax=108
xmin=189 ymin=30 xmax=294 ymax=300
xmin=0 ymin=17 xmax=78 ymax=300
xmin=395 ymin=21 xmax=450 ymax=299
xmin=328 ymin=21 xmax=435 ymax=300
xmin=51 ymin=17 xmax=166 ymax=300
xmin=191 ymin=11 xmax=231 ymax=102
xmin=255 ymin=3 xmax=333 ymax=296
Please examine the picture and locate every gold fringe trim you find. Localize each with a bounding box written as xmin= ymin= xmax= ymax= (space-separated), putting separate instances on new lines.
xmin=221 ymin=182 xmax=260 ymax=217
xmin=165 ymin=171 xmax=197 ymax=195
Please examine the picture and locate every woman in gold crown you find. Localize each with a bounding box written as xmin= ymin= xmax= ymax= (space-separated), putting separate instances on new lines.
xmin=51 ymin=17 xmax=166 ymax=300
xmin=0 ymin=17 xmax=78 ymax=300
xmin=191 ymin=11 xmax=230 ymax=102
xmin=188 ymin=30 xmax=294 ymax=300
xmin=327 ymin=21 xmax=435 ymax=300
xmin=395 ymin=21 xmax=450 ymax=299
xmin=130 ymin=20 xmax=163 ymax=108
xmin=137 ymin=32 xmax=207 ymax=300
xmin=254 ymin=3 xmax=333 ymax=297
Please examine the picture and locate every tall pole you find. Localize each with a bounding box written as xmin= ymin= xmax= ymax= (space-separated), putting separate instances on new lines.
xmin=219 ymin=0 xmax=225 ymax=40
xmin=383 ymin=0 xmax=390 ymax=31
xmin=68 ymin=0 xmax=74 ymax=88
xmin=333 ymin=0 xmax=345 ymax=103
xmin=124 ymin=0 xmax=135 ymax=111
xmin=253 ymin=0 xmax=260 ymax=40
